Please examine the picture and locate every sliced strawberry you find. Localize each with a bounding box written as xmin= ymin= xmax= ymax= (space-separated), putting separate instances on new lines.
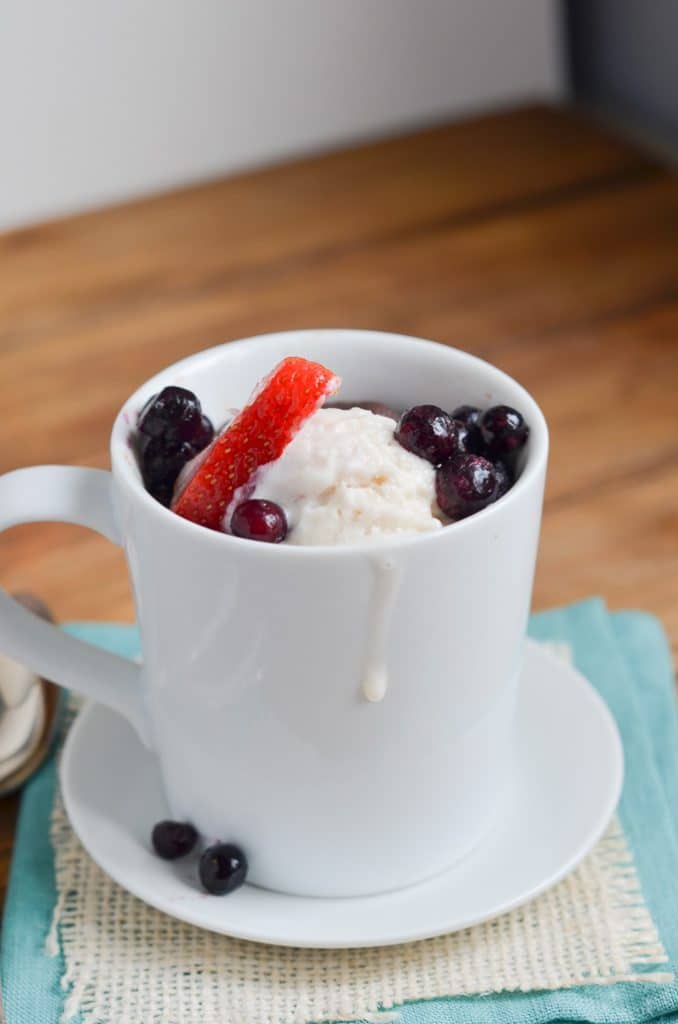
xmin=172 ymin=356 xmax=340 ymax=531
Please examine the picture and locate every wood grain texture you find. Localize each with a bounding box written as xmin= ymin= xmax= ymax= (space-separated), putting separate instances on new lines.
xmin=0 ymin=104 xmax=675 ymax=906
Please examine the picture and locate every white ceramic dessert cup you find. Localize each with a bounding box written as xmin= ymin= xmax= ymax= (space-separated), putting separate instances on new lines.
xmin=0 ymin=330 xmax=548 ymax=898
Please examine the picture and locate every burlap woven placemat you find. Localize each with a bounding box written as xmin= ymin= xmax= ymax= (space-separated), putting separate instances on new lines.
xmin=3 ymin=602 xmax=677 ymax=1024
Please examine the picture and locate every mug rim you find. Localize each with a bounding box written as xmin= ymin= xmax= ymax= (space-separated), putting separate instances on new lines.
xmin=111 ymin=329 xmax=549 ymax=558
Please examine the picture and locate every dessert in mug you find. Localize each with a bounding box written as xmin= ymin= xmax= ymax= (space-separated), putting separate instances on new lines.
xmin=134 ymin=355 xmax=529 ymax=547
xmin=136 ymin=353 xmax=530 ymax=892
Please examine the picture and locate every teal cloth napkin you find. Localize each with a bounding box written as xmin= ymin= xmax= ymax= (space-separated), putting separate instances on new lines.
xmin=2 ymin=599 xmax=678 ymax=1024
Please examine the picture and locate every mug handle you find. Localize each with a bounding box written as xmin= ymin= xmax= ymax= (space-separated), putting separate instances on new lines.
xmin=0 ymin=466 xmax=149 ymax=745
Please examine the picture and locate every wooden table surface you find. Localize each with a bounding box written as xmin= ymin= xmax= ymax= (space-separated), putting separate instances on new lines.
xmin=1 ymin=104 xmax=677 ymax=903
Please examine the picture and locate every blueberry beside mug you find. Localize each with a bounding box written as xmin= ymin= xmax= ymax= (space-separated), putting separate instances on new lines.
xmin=0 ymin=330 xmax=548 ymax=897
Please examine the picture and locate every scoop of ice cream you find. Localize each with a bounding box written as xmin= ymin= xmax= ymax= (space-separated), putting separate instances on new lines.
xmin=246 ymin=407 xmax=442 ymax=545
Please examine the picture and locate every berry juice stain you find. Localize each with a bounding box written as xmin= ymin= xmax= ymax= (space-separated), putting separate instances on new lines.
xmin=362 ymin=556 xmax=402 ymax=703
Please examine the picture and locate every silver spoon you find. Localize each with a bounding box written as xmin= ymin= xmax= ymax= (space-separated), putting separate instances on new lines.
xmin=0 ymin=594 xmax=63 ymax=796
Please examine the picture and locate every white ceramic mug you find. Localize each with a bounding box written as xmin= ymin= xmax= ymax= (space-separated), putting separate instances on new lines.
xmin=0 ymin=331 xmax=547 ymax=897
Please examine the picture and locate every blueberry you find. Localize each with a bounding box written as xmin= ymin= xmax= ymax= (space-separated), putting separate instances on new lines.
xmin=395 ymin=405 xmax=461 ymax=466
xmin=137 ymin=392 xmax=159 ymax=427
xmin=454 ymin=419 xmax=486 ymax=456
xmin=494 ymin=459 xmax=513 ymax=498
xmin=140 ymin=436 xmax=198 ymax=506
xmin=231 ymin=499 xmax=287 ymax=543
xmin=450 ymin=404 xmax=481 ymax=428
xmin=152 ymin=820 xmax=198 ymax=860
xmin=451 ymin=404 xmax=486 ymax=455
xmin=436 ymin=454 xmax=498 ymax=520
xmin=138 ymin=386 xmax=207 ymax=446
xmin=480 ymin=405 xmax=529 ymax=460
xmin=193 ymin=413 xmax=215 ymax=452
xmin=199 ymin=842 xmax=248 ymax=895
xmin=135 ymin=387 xmax=214 ymax=504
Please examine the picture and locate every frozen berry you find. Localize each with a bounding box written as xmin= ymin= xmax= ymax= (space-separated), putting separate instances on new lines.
xmin=173 ymin=357 xmax=340 ymax=531
xmin=454 ymin=419 xmax=486 ymax=457
xmin=138 ymin=386 xmax=206 ymax=446
xmin=140 ymin=437 xmax=199 ymax=506
xmin=137 ymin=391 xmax=159 ymax=427
xmin=193 ymin=413 xmax=215 ymax=452
xmin=395 ymin=405 xmax=461 ymax=466
xmin=152 ymin=820 xmax=198 ymax=860
xmin=231 ymin=499 xmax=287 ymax=543
xmin=330 ymin=400 xmax=399 ymax=420
xmin=436 ymin=454 xmax=498 ymax=520
xmin=451 ymin=404 xmax=486 ymax=455
xmin=494 ymin=459 xmax=513 ymax=498
xmin=451 ymin=404 xmax=481 ymax=428
xmin=480 ymin=405 xmax=529 ymax=459
xmin=199 ymin=842 xmax=248 ymax=895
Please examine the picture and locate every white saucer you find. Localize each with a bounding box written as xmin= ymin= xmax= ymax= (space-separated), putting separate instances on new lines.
xmin=61 ymin=640 xmax=623 ymax=948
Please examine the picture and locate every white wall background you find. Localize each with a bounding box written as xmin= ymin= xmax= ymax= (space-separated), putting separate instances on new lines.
xmin=0 ymin=0 xmax=564 ymax=231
